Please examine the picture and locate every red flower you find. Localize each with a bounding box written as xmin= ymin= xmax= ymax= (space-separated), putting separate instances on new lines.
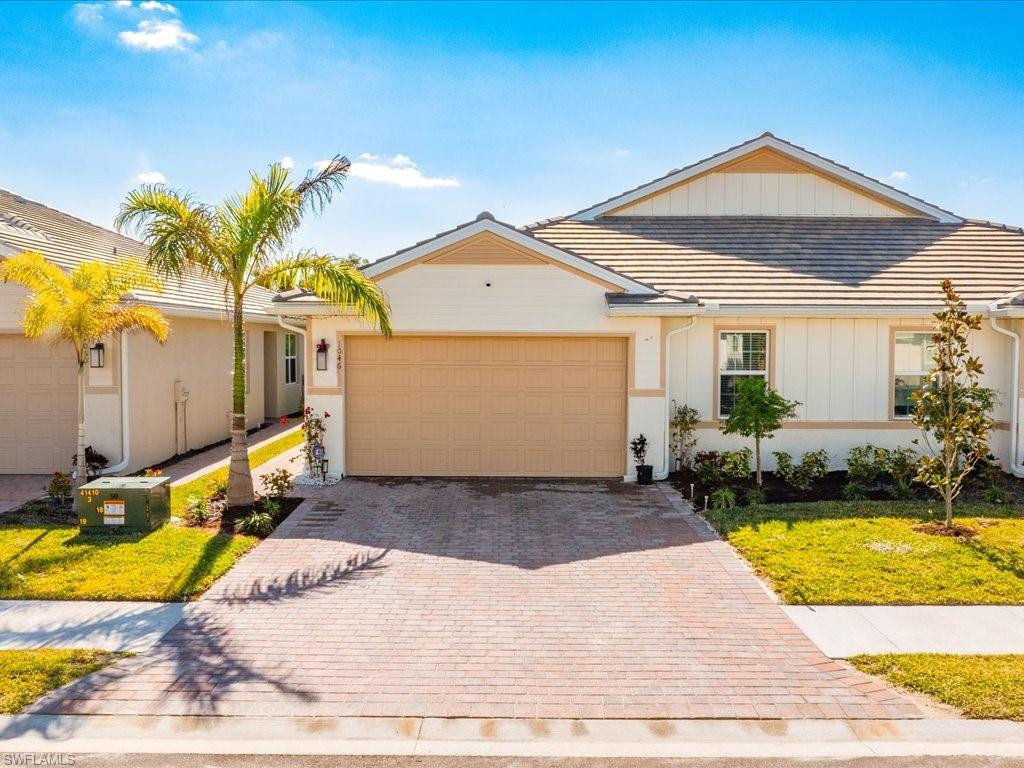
xmin=324 ymin=412 xmax=331 ymax=418
xmin=279 ymin=415 xmax=289 ymax=425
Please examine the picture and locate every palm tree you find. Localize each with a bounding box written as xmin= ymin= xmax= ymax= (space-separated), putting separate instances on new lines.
xmin=0 ymin=253 xmax=169 ymax=489
xmin=116 ymin=157 xmax=391 ymax=508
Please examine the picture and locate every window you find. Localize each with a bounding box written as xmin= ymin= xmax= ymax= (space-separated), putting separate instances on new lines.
xmin=718 ymin=330 xmax=769 ymax=418
xmin=893 ymin=331 xmax=933 ymax=418
xmin=284 ymin=333 xmax=297 ymax=385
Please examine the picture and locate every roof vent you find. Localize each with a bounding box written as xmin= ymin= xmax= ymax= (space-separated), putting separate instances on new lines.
xmin=475 ymin=211 xmax=495 ymax=222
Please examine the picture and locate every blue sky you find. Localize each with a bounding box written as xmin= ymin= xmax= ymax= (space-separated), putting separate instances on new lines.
xmin=1 ymin=1 xmax=1022 ymax=260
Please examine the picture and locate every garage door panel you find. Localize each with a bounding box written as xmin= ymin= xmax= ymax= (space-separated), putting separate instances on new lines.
xmin=346 ymin=336 xmax=626 ymax=477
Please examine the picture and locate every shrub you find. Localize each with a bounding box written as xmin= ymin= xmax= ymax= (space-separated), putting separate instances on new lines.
xmin=207 ymin=476 xmax=228 ymax=500
xmin=710 ymin=487 xmax=737 ymax=511
xmin=71 ymin=446 xmax=109 ymax=481
xmin=260 ymin=468 xmax=293 ymax=499
xmin=629 ymin=434 xmax=649 ymax=466
xmin=694 ymin=451 xmax=725 ymax=488
xmin=984 ymin=486 xmax=1012 ymax=504
xmin=773 ymin=449 xmax=829 ymax=490
xmin=744 ymin=486 xmax=767 ymax=507
xmin=721 ymin=448 xmax=752 ymax=481
xmin=142 ymin=467 xmax=162 ymax=477
xmin=890 ymin=481 xmax=913 ymax=500
xmin=846 ymin=444 xmax=886 ymax=486
xmin=182 ymin=496 xmax=211 ymax=526
xmin=881 ymin=447 xmax=918 ymax=488
xmin=669 ymin=402 xmax=700 ymax=469
xmin=842 ymin=480 xmax=869 ymax=501
xmin=720 ymin=378 xmax=799 ymax=485
xmin=262 ymin=497 xmax=282 ymax=519
xmin=46 ymin=471 xmax=72 ymax=510
xmin=236 ymin=509 xmax=274 ymax=537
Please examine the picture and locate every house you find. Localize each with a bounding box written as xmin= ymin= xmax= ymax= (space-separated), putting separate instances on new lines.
xmin=0 ymin=189 xmax=304 ymax=475
xmin=272 ymin=132 xmax=1024 ymax=481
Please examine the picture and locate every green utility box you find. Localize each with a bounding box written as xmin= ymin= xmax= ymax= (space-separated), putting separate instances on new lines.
xmin=78 ymin=477 xmax=170 ymax=531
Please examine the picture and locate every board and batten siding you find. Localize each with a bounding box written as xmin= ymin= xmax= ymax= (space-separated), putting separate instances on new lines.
xmin=666 ymin=316 xmax=1015 ymax=469
xmin=611 ymin=172 xmax=907 ymax=218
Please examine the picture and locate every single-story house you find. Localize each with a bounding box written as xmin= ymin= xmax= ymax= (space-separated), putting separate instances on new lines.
xmin=0 ymin=189 xmax=304 ymax=475
xmin=272 ymin=132 xmax=1024 ymax=481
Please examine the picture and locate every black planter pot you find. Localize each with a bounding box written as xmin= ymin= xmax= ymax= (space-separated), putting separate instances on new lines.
xmin=636 ymin=464 xmax=654 ymax=485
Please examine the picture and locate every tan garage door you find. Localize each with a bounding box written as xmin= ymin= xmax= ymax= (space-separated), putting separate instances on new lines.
xmin=0 ymin=335 xmax=78 ymax=473
xmin=346 ymin=336 xmax=627 ymax=477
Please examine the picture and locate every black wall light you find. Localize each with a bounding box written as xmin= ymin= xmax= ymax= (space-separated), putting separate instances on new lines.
xmin=89 ymin=342 xmax=105 ymax=368
xmin=316 ymin=338 xmax=329 ymax=371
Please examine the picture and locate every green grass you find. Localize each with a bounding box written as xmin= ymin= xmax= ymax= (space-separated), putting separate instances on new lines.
xmin=703 ymin=501 xmax=1024 ymax=604
xmin=0 ymin=649 xmax=123 ymax=714
xmin=0 ymin=522 xmax=257 ymax=601
xmin=169 ymin=426 xmax=302 ymax=517
xmin=851 ymin=654 xmax=1024 ymax=720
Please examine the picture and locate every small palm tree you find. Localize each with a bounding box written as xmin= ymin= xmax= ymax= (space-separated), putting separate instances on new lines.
xmin=116 ymin=157 xmax=391 ymax=508
xmin=0 ymin=252 xmax=169 ymax=489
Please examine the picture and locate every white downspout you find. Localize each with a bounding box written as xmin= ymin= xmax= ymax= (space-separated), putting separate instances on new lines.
xmin=101 ymin=332 xmax=131 ymax=475
xmin=656 ymin=316 xmax=698 ymax=481
xmin=989 ymin=314 xmax=1024 ymax=477
xmin=277 ymin=315 xmax=306 ymax=339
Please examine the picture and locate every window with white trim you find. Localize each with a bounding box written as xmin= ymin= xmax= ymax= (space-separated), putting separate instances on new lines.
xmin=284 ymin=333 xmax=297 ymax=385
xmin=718 ymin=330 xmax=769 ymax=418
xmin=893 ymin=331 xmax=933 ymax=418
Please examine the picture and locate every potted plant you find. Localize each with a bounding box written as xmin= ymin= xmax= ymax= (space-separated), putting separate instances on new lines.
xmin=630 ymin=434 xmax=653 ymax=485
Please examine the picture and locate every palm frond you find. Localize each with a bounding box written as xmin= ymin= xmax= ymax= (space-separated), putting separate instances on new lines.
xmin=252 ymin=252 xmax=391 ymax=335
xmin=116 ymin=186 xmax=218 ymax=280
xmin=295 ymin=155 xmax=350 ymax=216
xmin=0 ymin=251 xmax=69 ymax=295
xmin=104 ymin=304 xmax=170 ymax=343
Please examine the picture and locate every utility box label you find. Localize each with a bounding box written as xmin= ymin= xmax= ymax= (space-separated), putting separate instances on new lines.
xmin=103 ymin=499 xmax=125 ymax=525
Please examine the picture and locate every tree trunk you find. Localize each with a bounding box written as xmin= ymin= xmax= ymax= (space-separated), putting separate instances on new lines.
xmin=755 ymin=437 xmax=763 ymax=486
xmin=944 ymin=489 xmax=954 ymax=528
xmin=75 ymin=363 xmax=87 ymax=491
xmin=226 ymin=298 xmax=254 ymax=508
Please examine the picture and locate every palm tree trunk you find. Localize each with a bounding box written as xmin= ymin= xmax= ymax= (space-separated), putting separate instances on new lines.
xmin=75 ymin=362 xmax=87 ymax=490
xmin=226 ymin=298 xmax=254 ymax=508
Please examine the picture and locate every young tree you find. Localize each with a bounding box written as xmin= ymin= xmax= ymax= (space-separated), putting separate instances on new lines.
xmin=912 ymin=278 xmax=996 ymax=527
xmin=0 ymin=252 xmax=169 ymax=489
xmin=116 ymin=158 xmax=391 ymax=508
xmin=720 ymin=377 xmax=798 ymax=485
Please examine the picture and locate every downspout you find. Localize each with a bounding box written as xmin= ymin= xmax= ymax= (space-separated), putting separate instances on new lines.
xmin=276 ymin=315 xmax=306 ymax=339
xmin=655 ymin=316 xmax=698 ymax=481
xmin=101 ymin=332 xmax=131 ymax=475
xmin=989 ymin=314 xmax=1024 ymax=477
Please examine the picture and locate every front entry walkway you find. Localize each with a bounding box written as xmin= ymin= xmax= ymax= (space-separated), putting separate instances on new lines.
xmin=30 ymin=479 xmax=920 ymax=720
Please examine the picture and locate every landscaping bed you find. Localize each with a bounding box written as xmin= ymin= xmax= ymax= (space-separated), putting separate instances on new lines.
xmin=851 ymin=654 xmax=1024 ymax=721
xmin=701 ymin=500 xmax=1024 ymax=605
xmin=0 ymin=649 xmax=123 ymax=714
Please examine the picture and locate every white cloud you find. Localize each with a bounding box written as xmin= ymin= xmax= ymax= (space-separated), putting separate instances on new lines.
xmin=133 ymin=170 xmax=167 ymax=184
xmin=139 ymin=0 xmax=178 ymax=12
xmin=344 ymin=153 xmax=459 ymax=189
xmin=114 ymin=0 xmax=132 ymax=6
xmin=119 ymin=18 xmax=197 ymax=50
xmin=888 ymin=170 xmax=909 ymax=181
xmin=959 ymin=175 xmax=996 ymax=188
xmin=279 ymin=156 xmax=295 ymax=170
xmin=73 ymin=2 xmax=105 ymax=25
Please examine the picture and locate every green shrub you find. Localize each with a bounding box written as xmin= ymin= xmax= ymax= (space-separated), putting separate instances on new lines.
xmin=842 ymin=480 xmax=869 ymax=501
xmin=182 ymin=496 xmax=210 ymax=526
xmin=710 ymin=487 xmax=737 ymax=511
xmin=773 ymin=449 xmax=829 ymax=490
xmin=744 ymin=486 xmax=767 ymax=507
xmin=882 ymin=447 xmax=918 ymax=487
xmin=846 ymin=444 xmax=887 ymax=486
xmin=694 ymin=451 xmax=725 ymax=488
xmin=235 ymin=509 xmax=274 ymax=537
xmin=46 ymin=472 xmax=72 ymax=510
xmin=890 ymin=481 xmax=913 ymax=500
xmin=207 ymin=476 xmax=228 ymax=500
xmin=260 ymin=468 xmax=293 ymax=499
xmin=261 ymin=497 xmax=282 ymax=519
xmin=721 ymin=448 xmax=752 ymax=481
xmin=984 ymin=486 xmax=1012 ymax=504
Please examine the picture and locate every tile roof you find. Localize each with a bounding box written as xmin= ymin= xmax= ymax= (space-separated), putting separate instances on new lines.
xmin=531 ymin=216 xmax=1024 ymax=307
xmin=0 ymin=189 xmax=275 ymax=317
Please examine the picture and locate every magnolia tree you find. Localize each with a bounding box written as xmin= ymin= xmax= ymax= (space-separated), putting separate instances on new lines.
xmin=720 ymin=377 xmax=799 ymax=486
xmin=912 ymin=279 xmax=996 ymax=527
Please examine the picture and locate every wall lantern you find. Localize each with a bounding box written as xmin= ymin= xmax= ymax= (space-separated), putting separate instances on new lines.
xmin=316 ymin=338 xmax=329 ymax=371
xmin=89 ymin=342 xmax=105 ymax=369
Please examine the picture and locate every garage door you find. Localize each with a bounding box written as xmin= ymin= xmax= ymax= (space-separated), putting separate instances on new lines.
xmin=346 ymin=336 xmax=627 ymax=477
xmin=0 ymin=335 xmax=78 ymax=473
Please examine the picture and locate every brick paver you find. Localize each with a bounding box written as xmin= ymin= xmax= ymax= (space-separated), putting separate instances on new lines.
xmin=32 ymin=479 xmax=921 ymax=720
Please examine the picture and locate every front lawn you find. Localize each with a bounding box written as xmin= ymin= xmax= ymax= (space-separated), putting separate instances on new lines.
xmin=0 ymin=649 xmax=122 ymax=714
xmin=851 ymin=654 xmax=1024 ymax=721
xmin=703 ymin=501 xmax=1024 ymax=604
xmin=0 ymin=518 xmax=257 ymax=601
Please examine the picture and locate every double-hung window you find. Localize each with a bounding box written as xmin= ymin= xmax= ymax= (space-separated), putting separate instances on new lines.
xmin=893 ymin=331 xmax=933 ymax=418
xmin=284 ymin=333 xmax=297 ymax=385
xmin=718 ymin=330 xmax=769 ymax=418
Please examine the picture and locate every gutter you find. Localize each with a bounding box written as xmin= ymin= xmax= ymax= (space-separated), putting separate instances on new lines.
xmin=989 ymin=314 xmax=1024 ymax=477
xmin=277 ymin=315 xmax=306 ymax=338
xmin=655 ymin=317 xmax=698 ymax=481
xmin=100 ymin=332 xmax=131 ymax=475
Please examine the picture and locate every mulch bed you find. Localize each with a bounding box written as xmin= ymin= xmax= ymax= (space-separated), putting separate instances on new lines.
xmin=213 ymin=496 xmax=305 ymax=535
xmin=913 ymin=520 xmax=978 ymax=539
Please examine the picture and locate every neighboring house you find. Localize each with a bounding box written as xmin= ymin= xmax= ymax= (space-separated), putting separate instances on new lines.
xmin=0 ymin=189 xmax=304 ymax=474
xmin=274 ymin=132 xmax=1024 ymax=481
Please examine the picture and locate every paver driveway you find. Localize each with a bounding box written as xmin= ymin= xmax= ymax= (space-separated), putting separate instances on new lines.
xmin=32 ymin=479 xmax=920 ymax=720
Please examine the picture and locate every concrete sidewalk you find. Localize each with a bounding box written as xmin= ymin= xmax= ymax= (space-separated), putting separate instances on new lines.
xmin=2 ymin=714 xmax=1024 ymax=758
xmin=163 ymin=421 xmax=301 ymax=486
xmin=784 ymin=605 xmax=1024 ymax=657
xmin=0 ymin=601 xmax=185 ymax=652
